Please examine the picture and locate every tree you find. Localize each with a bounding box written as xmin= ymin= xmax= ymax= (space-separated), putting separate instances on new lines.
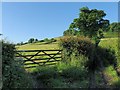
xmin=69 ymin=7 xmax=109 ymax=88
xmin=63 ymin=29 xmax=79 ymax=36
xmin=109 ymin=22 xmax=120 ymax=32
xmin=28 ymin=38 xmax=34 ymax=43
xmin=44 ymin=38 xmax=49 ymax=42
xmin=16 ymin=43 xmax=20 ymax=45
xmin=69 ymin=7 xmax=109 ymax=47
xmin=20 ymin=42 xmax=24 ymax=45
xmin=35 ymin=39 xmax=38 ymax=42
xmin=51 ymin=38 xmax=57 ymax=42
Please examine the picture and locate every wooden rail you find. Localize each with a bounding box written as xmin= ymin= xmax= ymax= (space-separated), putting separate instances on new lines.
xmin=16 ymin=49 xmax=62 ymax=68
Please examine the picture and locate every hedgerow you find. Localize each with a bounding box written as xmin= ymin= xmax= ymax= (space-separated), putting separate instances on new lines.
xmin=59 ymin=36 xmax=117 ymax=71
xmin=2 ymin=40 xmax=34 ymax=88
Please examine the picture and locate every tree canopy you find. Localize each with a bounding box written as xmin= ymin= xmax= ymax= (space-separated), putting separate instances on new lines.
xmin=109 ymin=22 xmax=120 ymax=32
xmin=63 ymin=29 xmax=79 ymax=36
xmin=28 ymin=38 xmax=39 ymax=43
xmin=69 ymin=7 xmax=109 ymax=44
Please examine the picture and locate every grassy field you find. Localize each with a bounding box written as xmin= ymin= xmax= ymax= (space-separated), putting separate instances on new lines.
xmin=103 ymin=32 xmax=118 ymax=38
xmin=16 ymin=36 xmax=120 ymax=88
xmin=16 ymin=42 xmax=60 ymax=50
xmin=100 ymin=38 xmax=119 ymax=66
xmin=16 ymin=37 xmax=118 ymax=51
xmin=16 ymin=37 xmax=119 ymax=68
xmin=100 ymin=38 xmax=118 ymax=51
xmin=16 ymin=37 xmax=61 ymax=50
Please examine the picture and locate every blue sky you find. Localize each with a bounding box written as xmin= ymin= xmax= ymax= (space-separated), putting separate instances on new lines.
xmin=2 ymin=2 xmax=118 ymax=43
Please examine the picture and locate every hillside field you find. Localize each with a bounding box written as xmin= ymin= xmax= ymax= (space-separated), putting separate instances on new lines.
xmin=15 ymin=36 xmax=120 ymax=88
xmin=16 ymin=37 xmax=118 ymax=51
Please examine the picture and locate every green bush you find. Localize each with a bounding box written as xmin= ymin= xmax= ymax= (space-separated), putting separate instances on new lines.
xmin=61 ymin=66 xmax=87 ymax=80
xmin=33 ymin=66 xmax=58 ymax=80
xmin=44 ymin=38 xmax=49 ymax=42
xmin=59 ymin=36 xmax=94 ymax=62
xmin=59 ymin=36 xmax=117 ymax=71
xmin=97 ymin=47 xmax=117 ymax=66
xmin=47 ymin=77 xmax=70 ymax=88
xmin=2 ymin=40 xmax=34 ymax=88
xmin=39 ymin=40 xmax=44 ymax=42
xmin=51 ymin=38 xmax=57 ymax=42
xmin=85 ymin=45 xmax=117 ymax=72
xmin=32 ymin=61 xmax=88 ymax=88
xmin=39 ymin=38 xmax=57 ymax=44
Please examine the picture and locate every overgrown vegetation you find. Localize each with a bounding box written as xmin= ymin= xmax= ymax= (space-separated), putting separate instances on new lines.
xmin=4 ymin=6 xmax=119 ymax=88
xmin=26 ymin=36 xmax=119 ymax=88
xmin=62 ymin=6 xmax=119 ymax=88
xmin=2 ymin=40 xmax=34 ymax=88
xmin=59 ymin=36 xmax=118 ymax=87
xmin=31 ymin=55 xmax=89 ymax=88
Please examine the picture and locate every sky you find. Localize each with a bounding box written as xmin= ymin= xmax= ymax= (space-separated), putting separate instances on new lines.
xmin=2 ymin=2 xmax=119 ymax=43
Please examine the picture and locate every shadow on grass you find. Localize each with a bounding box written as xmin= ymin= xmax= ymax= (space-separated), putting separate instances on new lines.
xmin=111 ymin=78 xmax=120 ymax=88
xmin=31 ymin=63 xmax=89 ymax=88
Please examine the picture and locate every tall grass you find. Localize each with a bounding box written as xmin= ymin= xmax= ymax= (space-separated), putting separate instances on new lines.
xmin=31 ymin=53 xmax=89 ymax=88
xmin=15 ymin=36 xmax=119 ymax=88
xmin=103 ymin=66 xmax=120 ymax=87
xmin=100 ymin=38 xmax=120 ymax=68
xmin=99 ymin=38 xmax=120 ymax=87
